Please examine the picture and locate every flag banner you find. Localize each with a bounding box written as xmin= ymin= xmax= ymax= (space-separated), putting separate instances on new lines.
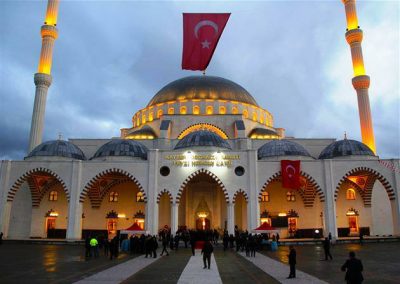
xmin=182 ymin=13 xmax=230 ymax=71
xmin=281 ymin=160 xmax=301 ymax=189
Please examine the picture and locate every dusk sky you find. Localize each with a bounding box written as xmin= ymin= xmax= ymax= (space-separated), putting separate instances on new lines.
xmin=0 ymin=0 xmax=399 ymax=160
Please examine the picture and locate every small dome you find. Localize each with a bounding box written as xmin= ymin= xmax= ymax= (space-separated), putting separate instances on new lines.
xmin=319 ymin=139 xmax=375 ymax=159
xmin=175 ymin=130 xmax=231 ymax=150
xmin=92 ymin=139 xmax=148 ymax=160
xmin=258 ymin=139 xmax=311 ymax=159
xmin=27 ymin=140 xmax=86 ymax=160
xmin=147 ymin=76 xmax=259 ymax=107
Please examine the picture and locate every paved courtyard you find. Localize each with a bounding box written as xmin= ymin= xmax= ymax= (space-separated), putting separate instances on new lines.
xmin=0 ymin=241 xmax=399 ymax=283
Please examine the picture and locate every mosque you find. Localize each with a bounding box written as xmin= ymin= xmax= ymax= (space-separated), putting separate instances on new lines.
xmin=0 ymin=0 xmax=399 ymax=241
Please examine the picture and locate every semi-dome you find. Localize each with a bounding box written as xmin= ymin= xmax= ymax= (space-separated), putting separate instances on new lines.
xmin=174 ymin=130 xmax=232 ymax=150
xmin=92 ymin=139 xmax=148 ymax=160
xmin=258 ymin=139 xmax=311 ymax=159
xmin=318 ymin=139 xmax=375 ymax=159
xmin=147 ymin=76 xmax=259 ymax=107
xmin=27 ymin=140 xmax=86 ymax=160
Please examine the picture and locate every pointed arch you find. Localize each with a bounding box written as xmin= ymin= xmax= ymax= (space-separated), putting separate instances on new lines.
xmin=335 ymin=167 xmax=395 ymax=205
xmin=177 ymin=123 xmax=229 ymax=139
xmin=7 ymin=167 xmax=69 ymax=207
xmin=157 ymin=189 xmax=173 ymax=204
xmin=80 ymin=168 xmax=146 ymax=208
xmin=259 ymin=171 xmax=324 ymax=206
xmin=233 ymin=189 xmax=249 ymax=203
xmin=176 ymin=168 xmax=229 ymax=203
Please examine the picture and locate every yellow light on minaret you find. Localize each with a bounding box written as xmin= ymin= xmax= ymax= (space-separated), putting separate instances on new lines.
xmin=341 ymin=0 xmax=376 ymax=154
xmin=44 ymin=0 xmax=59 ymax=26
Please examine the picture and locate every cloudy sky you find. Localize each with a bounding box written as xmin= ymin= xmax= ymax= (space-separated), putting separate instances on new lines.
xmin=0 ymin=0 xmax=399 ymax=160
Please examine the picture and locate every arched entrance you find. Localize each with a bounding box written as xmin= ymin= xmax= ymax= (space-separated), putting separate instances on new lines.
xmin=177 ymin=171 xmax=228 ymax=231
xmin=335 ymin=167 xmax=396 ymax=237
xmin=7 ymin=168 xmax=69 ymax=239
xmin=81 ymin=169 xmax=146 ymax=238
xmin=259 ymin=172 xmax=325 ymax=238
xmin=233 ymin=190 xmax=248 ymax=231
xmin=157 ymin=190 xmax=172 ymax=231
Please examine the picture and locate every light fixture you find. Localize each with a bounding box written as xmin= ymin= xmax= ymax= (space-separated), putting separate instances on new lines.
xmin=49 ymin=212 xmax=58 ymax=217
xmin=278 ymin=213 xmax=287 ymax=217
xmin=117 ymin=213 xmax=126 ymax=218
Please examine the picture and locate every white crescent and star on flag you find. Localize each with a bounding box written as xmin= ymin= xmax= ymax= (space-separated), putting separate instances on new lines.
xmin=194 ymin=20 xmax=219 ymax=49
xmin=285 ymin=164 xmax=296 ymax=179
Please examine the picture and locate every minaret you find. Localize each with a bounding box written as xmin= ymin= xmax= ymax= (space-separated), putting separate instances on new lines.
xmin=341 ymin=0 xmax=376 ymax=153
xmin=28 ymin=0 xmax=60 ymax=152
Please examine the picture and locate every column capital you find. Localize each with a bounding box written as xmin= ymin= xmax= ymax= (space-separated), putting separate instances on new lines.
xmin=34 ymin=73 xmax=52 ymax=87
xmin=345 ymin=29 xmax=363 ymax=44
xmin=352 ymin=75 xmax=370 ymax=90
xmin=41 ymin=24 xmax=58 ymax=39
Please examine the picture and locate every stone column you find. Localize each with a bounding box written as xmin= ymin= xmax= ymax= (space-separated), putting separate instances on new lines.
xmin=66 ymin=160 xmax=83 ymax=240
xmin=0 ymin=161 xmax=12 ymax=237
xmin=322 ymin=160 xmax=338 ymax=240
xmin=227 ymin=202 xmax=235 ymax=235
xmin=247 ymin=150 xmax=259 ymax=230
xmin=171 ymin=202 xmax=179 ymax=234
xmin=146 ymin=150 xmax=159 ymax=235
xmin=391 ymin=160 xmax=400 ymax=235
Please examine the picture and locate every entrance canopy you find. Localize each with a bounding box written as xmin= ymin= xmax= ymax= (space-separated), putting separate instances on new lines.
xmin=120 ymin=222 xmax=145 ymax=234
xmin=252 ymin=222 xmax=279 ymax=234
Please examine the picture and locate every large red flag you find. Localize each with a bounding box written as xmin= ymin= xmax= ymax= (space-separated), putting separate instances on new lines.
xmin=281 ymin=160 xmax=301 ymax=189
xmin=182 ymin=13 xmax=230 ymax=71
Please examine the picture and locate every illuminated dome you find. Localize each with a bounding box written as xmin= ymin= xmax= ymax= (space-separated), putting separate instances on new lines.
xmin=319 ymin=139 xmax=375 ymax=159
xmin=258 ymin=140 xmax=311 ymax=159
xmin=175 ymin=130 xmax=232 ymax=150
xmin=26 ymin=140 xmax=86 ymax=160
xmin=92 ymin=139 xmax=148 ymax=160
xmin=147 ymin=76 xmax=259 ymax=107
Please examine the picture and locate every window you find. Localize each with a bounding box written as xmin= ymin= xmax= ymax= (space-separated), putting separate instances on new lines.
xmin=287 ymin=191 xmax=296 ymax=202
xmin=219 ymin=106 xmax=226 ymax=114
xmin=136 ymin=117 xmax=140 ymax=126
xmin=142 ymin=114 xmax=146 ymax=124
xmin=180 ymin=106 xmax=187 ymax=114
xmin=193 ymin=105 xmax=200 ymax=114
xmin=260 ymin=115 xmax=264 ymax=124
xmin=136 ymin=192 xmax=145 ymax=202
xmin=252 ymin=112 xmax=257 ymax=122
xmin=109 ymin=191 xmax=118 ymax=202
xmin=49 ymin=191 xmax=58 ymax=201
xmin=168 ymin=107 xmax=174 ymax=115
xmin=346 ymin=188 xmax=356 ymax=200
xmin=232 ymin=106 xmax=238 ymax=114
xmin=261 ymin=191 xmax=269 ymax=202
xmin=243 ymin=109 xmax=248 ymax=118
xmin=148 ymin=111 xmax=153 ymax=122
xmin=206 ymin=106 xmax=213 ymax=115
xmin=157 ymin=109 xmax=163 ymax=118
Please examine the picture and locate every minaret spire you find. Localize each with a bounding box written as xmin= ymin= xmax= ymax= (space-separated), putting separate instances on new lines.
xmin=341 ymin=0 xmax=376 ymax=154
xmin=28 ymin=0 xmax=60 ymax=153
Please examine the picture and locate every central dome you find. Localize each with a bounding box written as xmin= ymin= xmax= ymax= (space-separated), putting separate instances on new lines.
xmin=147 ymin=76 xmax=259 ymax=107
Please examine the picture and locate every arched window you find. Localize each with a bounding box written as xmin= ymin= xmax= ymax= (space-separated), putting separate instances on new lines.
xmin=148 ymin=111 xmax=154 ymax=122
xmin=260 ymin=114 xmax=264 ymax=124
xmin=157 ymin=109 xmax=163 ymax=118
xmin=193 ymin=105 xmax=200 ymax=114
xmin=109 ymin=191 xmax=118 ymax=202
xmin=180 ymin=106 xmax=187 ymax=114
xmin=261 ymin=191 xmax=269 ymax=202
xmin=243 ymin=109 xmax=248 ymax=118
xmin=206 ymin=106 xmax=213 ymax=115
xmin=136 ymin=116 xmax=140 ymax=126
xmin=142 ymin=114 xmax=146 ymax=124
xmin=346 ymin=188 xmax=356 ymax=200
xmin=49 ymin=191 xmax=58 ymax=201
xmin=232 ymin=106 xmax=238 ymax=114
xmin=168 ymin=107 xmax=174 ymax=115
xmin=136 ymin=192 xmax=145 ymax=202
xmin=286 ymin=191 xmax=296 ymax=202
xmin=219 ymin=106 xmax=226 ymax=114
xmin=252 ymin=112 xmax=257 ymax=122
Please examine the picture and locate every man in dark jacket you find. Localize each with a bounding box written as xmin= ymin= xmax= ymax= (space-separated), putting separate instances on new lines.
xmin=287 ymin=245 xmax=296 ymax=278
xmin=341 ymin=251 xmax=364 ymax=284
xmin=201 ymin=239 xmax=214 ymax=269
xmin=323 ymin=237 xmax=333 ymax=260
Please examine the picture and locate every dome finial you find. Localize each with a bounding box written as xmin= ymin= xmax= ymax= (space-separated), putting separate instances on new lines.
xmin=344 ymin=131 xmax=347 ymax=140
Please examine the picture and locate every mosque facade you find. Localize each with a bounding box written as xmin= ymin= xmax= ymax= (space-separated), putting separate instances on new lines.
xmin=0 ymin=0 xmax=399 ymax=241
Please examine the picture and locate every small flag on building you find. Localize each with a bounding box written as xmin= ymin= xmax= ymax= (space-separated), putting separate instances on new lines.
xmin=281 ymin=160 xmax=301 ymax=189
xmin=182 ymin=13 xmax=230 ymax=71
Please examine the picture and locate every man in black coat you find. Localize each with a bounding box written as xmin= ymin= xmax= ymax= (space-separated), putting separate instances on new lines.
xmin=323 ymin=237 xmax=333 ymax=260
xmin=287 ymin=245 xmax=296 ymax=279
xmin=341 ymin=251 xmax=364 ymax=284
xmin=201 ymin=239 xmax=214 ymax=269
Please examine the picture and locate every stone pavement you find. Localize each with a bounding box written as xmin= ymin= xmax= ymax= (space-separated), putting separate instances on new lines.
xmin=238 ymin=251 xmax=328 ymax=284
xmin=177 ymin=249 xmax=222 ymax=284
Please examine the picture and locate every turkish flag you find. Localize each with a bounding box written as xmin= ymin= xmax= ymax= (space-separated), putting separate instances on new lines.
xmin=281 ymin=160 xmax=301 ymax=189
xmin=182 ymin=13 xmax=230 ymax=71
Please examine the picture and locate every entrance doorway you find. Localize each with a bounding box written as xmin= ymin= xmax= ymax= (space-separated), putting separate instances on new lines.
xmin=46 ymin=217 xmax=56 ymax=237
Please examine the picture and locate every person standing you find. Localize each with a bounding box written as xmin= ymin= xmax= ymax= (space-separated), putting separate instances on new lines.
xmin=341 ymin=251 xmax=364 ymax=284
xmin=160 ymin=235 xmax=169 ymax=256
xmin=152 ymin=236 xmax=158 ymax=258
xmin=190 ymin=234 xmax=196 ymax=256
xmin=90 ymin=236 xmax=99 ymax=258
xmin=202 ymin=239 xmax=214 ymax=269
xmin=0 ymin=232 xmax=3 ymax=245
xmin=323 ymin=237 xmax=333 ymax=260
xmin=287 ymin=245 xmax=296 ymax=279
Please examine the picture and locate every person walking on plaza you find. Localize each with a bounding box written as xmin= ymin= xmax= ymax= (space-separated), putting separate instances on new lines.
xmin=190 ymin=235 xmax=196 ymax=256
xmin=287 ymin=245 xmax=296 ymax=279
xmin=341 ymin=251 xmax=364 ymax=284
xmin=109 ymin=236 xmax=119 ymax=260
xmin=90 ymin=236 xmax=99 ymax=258
xmin=323 ymin=237 xmax=333 ymax=260
xmin=202 ymin=239 xmax=214 ymax=269
xmin=160 ymin=235 xmax=169 ymax=256
xmin=152 ymin=236 xmax=158 ymax=258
